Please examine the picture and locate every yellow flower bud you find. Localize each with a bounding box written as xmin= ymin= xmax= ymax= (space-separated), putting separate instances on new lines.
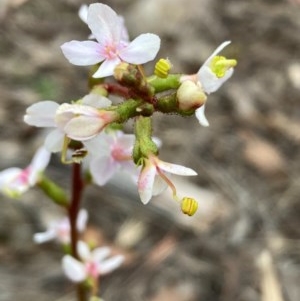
xmin=181 ymin=197 xmax=198 ymax=216
xmin=154 ymin=58 xmax=172 ymax=78
xmin=177 ymin=80 xmax=207 ymax=111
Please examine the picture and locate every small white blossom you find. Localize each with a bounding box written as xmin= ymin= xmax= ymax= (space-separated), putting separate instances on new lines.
xmin=138 ymin=155 xmax=197 ymax=204
xmin=0 ymin=147 xmax=50 ymax=198
xmin=24 ymin=93 xmax=113 ymax=152
xmin=84 ymin=131 xmax=138 ymax=186
xmin=33 ymin=209 xmax=88 ymax=245
xmin=61 ymin=3 xmax=160 ymax=78
xmin=62 ymin=241 xmax=124 ymax=282
xmin=181 ymin=41 xmax=236 ymax=126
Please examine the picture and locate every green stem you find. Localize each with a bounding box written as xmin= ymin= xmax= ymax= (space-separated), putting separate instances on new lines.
xmin=147 ymin=74 xmax=181 ymax=93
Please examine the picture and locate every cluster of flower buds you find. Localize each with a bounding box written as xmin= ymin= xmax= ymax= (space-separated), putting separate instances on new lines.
xmin=2 ymin=3 xmax=237 ymax=213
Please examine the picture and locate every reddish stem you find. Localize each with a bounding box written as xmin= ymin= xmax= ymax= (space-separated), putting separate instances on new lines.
xmin=68 ymin=163 xmax=86 ymax=301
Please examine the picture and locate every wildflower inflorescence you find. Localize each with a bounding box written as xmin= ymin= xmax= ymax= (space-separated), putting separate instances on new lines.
xmin=1 ymin=2 xmax=237 ymax=300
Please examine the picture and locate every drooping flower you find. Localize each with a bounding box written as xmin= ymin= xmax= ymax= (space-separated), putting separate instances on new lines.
xmin=84 ymin=130 xmax=139 ymax=186
xmin=33 ymin=209 xmax=88 ymax=245
xmin=62 ymin=241 xmax=124 ymax=282
xmin=24 ymin=93 xmax=113 ymax=152
xmin=138 ymin=154 xmax=197 ymax=204
xmin=61 ymin=3 xmax=161 ymax=78
xmin=181 ymin=41 xmax=237 ymax=126
xmin=0 ymin=147 xmax=51 ymax=198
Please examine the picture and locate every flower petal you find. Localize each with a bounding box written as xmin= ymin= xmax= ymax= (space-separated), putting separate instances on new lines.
xmin=44 ymin=129 xmax=65 ymax=153
xmin=78 ymin=4 xmax=88 ymax=24
xmin=81 ymin=94 xmax=112 ymax=108
xmin=33 ymin=229 xmax=56 ymax=244
xmin=157 ymin=160 xmax=197 ymax=176
xmin=90 ymin=155 xmax=118 ymax=186
xmin=61 ymin=40 xmax=104 ymax=66
xmin=76 ymin=209 xmax=88 ymax=232
xmin=138 ymin=164 xmax=156 ymax=204
xmin=24 ymin=101 xmax=59 ymax=127
xmin=92 ymin=57 xmax=122 ymax=78
xmin=119 ymin=33 xmax=160 ymax=64
xmin=92 ymin=247 xmax=111 ymax=263
xmin=152 ymin=174 xmax=168 ymax=196
xmin=77 ymin=241 xmax=91 ymax=261
xmin=64 ymin=116 xmax=105 ymax=141
xmin=198 ymin=66 xmax=234 ymax=94
xmin=28 ymin=147 xmax=51 ymax=185
xmin=62 ymin=255 xmax=86 ymax=282
xmin=202 ymin=41 xmax=231 ymax=67
xmin=87 ymin=3 xmax=122 ymax=45
xmin=195 ymin=105 xmax=209 ymax=127
xmin=99 ymin=255 xmax=124 ymax=275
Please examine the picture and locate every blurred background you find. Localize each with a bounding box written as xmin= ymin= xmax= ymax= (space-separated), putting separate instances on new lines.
xmin=1 ymin=0 xmax=300 ymax=300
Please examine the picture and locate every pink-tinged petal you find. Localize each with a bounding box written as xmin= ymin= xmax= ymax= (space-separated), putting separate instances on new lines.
xmin=201 ymin=41 xmax=231 ymax=67
xmin=87 ymin=3 xmax=122 ymax=45
xmin=99 ymin=255 xmax=124 ymax=275
xmin=62 ymin=255 xmax=86 ymax=282
xmin=195 ymin=105 xmax=209 ymax=127
xmin=33 ymin=229 xmax=56 ymax=244
xmin=157 ymin=160 xmax=197 ymax=176
xmin=77 ymin=241 xmax=91 ymax=261
xmin=76 ymin=209 xmax=88 ymax=233
xmin=64 ymin=116 xmax=105 ymax=141
xmin=61 ymin=41 xmax=104 ymax=66
xmin=119 ymin=33 xmax=160 ymax=64
xmin=90 ymin=155 xmax=118 ymax=185
xmin=0 ymin=168 xmax=22 ymax=189
xmin=44 ymin=129 xmax=65 ymax=153
xmin=138 ymin=164 xmax=156 ymax=204
xmin=92 ymin=57 xmax=122 ymax=78
xmin=24 ymin=101 xmax=58 ymax=127
xmin=92 ymin=247 xmax=111 ymax=263
xmin=82 ymin=94 xmax=112 ymax=108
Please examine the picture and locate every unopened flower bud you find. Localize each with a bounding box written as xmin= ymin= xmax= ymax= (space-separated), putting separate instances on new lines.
xmin=177 ymin=80 xmax=207 ymax=111
xmin=114 ymin=62 xmax=131 ymax=81
xmin=181 ymin=197 xmax=198 ymax=216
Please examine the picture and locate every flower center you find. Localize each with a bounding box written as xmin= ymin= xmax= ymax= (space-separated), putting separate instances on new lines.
xmin=111 ymin=144 xmax=131 ymax=161
xmin=86 ymin=261 xmax=99 ymax=279
xmin=210 ymin=56 xmax=237 ymax=78
xmin=104 ymin=44 xmax=119 ymax=59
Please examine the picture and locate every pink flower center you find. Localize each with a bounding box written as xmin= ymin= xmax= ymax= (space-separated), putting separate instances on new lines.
xmin=86 ymin=261 xmax=99 ymax=279
xmin=15 ymin=167 xmax=31 ymax=186
xmin=111 ymin=144 xmax=131 ymax=161
xmin=104 ymin=44 xmax=119 ymax=59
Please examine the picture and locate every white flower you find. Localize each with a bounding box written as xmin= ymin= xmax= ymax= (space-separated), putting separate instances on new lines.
xmin=61 ymin=3 xmax=160 ymax=78
xmin=84 ymin=131 xmax=138 ymax=186
xmin=24 ymin=93 xmax=113 ymax=152
xmin=33 ymin=209 xmax=88 ymax=245
xmin=62 ymin=241 xmax=124 ymax=282
xmin=138 ymin=155 xmax=197 ymax=204
xmin=0 ymin=147 xmax=50 ymax=198
xmin=181 ymin=41 xmax=236 ymax=127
